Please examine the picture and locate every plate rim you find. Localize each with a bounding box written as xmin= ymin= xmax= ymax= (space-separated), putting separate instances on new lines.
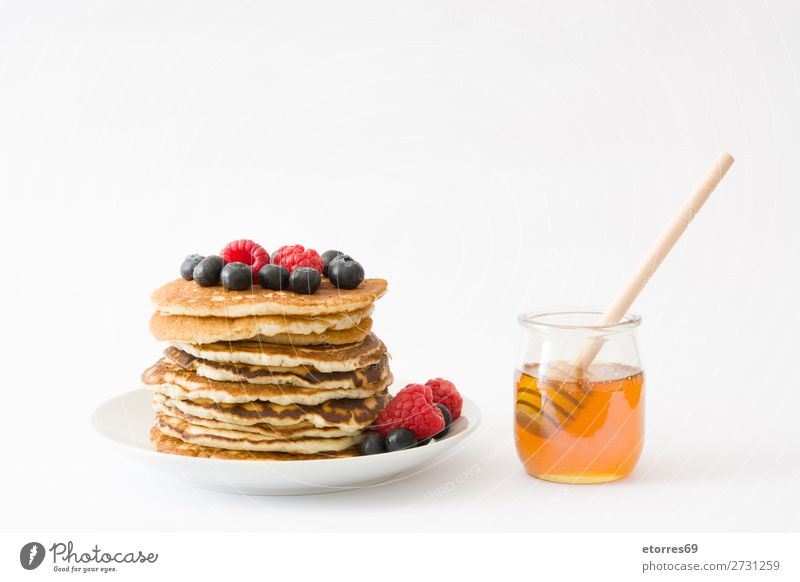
xmin=91 ymin=388 xmax=481 ymax=466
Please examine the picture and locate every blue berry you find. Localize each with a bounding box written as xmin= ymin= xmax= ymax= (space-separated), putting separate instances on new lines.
xmin=321 ymin=250 xmax=345 ymax=277
xmin=192 ymin=255 xmax=224 ymax=286
xmin=328 ymin=256 xmax=364 ymax=290
xmin=359 ymin=432 xmax=386 ymax=455
xmin=221 ymin=262 xmax=252 ymax=290
xmin=433 ymin=403 xmax=452 ymax=439
xmin=258 ymin=264 xmax=290 ymax=291
xmin=385 ymin=428 xmax=416 ymax=452
xmin=180 ymin=254 xmax=204 ymax=280
xmin=289 ymin=267 xmax=321 ymax=294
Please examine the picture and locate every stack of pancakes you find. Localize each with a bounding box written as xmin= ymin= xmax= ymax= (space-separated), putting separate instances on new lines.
xmin=143 ymin=277 xmax=391 ymax=460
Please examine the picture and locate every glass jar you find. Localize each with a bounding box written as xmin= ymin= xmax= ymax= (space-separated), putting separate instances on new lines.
xmin=514 ymin=309 xmax=645 ymax=484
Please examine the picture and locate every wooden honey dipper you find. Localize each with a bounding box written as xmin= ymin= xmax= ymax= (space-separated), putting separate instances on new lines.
xmin=516 ymin=152 xmax=735 ymax=436
xmin=573 ymin=151 xmax=735 ymax=372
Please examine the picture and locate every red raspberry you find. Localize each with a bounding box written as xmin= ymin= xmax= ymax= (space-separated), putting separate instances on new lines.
xmin=272 ymin=244 xmax=324 ymax=273
xmin=220 ymin=240 xmax=270 ymax=279
xmin=426 ymin=378 xmax=462 ymax=420
xmin=374 ymin=384 xmax=445 ymax=440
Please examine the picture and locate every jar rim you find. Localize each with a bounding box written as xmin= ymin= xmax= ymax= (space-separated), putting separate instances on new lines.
xmin=517 ymin=308 xmax=641 ymax=332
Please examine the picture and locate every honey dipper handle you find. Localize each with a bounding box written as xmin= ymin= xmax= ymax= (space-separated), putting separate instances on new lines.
xmin=574 ymin=152 xmax=735 ymax=371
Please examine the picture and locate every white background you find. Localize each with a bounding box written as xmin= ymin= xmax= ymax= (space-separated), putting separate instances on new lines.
xmin=1 ymin=0 xmax=799 ymax=532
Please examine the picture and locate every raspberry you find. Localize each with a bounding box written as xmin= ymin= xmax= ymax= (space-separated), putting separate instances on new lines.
xmin=374 ymin=384 xmax=445 ymax=440
xmin=426 ymin=378 xmax=462 ymax=420
xmin=220 ymin=240 xmax=270 ymax=279
xmin=272 ymin=244 xmax=324 ymax=273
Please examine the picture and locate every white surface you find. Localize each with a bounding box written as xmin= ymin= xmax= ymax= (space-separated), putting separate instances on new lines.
xmin=1 ymin=0 xmax=799 ymax=531
xmin=91 ymin=389 xmax=480 ymax=495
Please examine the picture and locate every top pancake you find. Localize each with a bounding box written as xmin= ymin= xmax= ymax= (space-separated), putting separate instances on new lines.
xmin=152 ymin=278 xmax=388 ymax=317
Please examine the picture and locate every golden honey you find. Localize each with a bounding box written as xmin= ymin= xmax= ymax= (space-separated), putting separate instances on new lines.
xmin=514 ymin=362 xmax=644 ymax=484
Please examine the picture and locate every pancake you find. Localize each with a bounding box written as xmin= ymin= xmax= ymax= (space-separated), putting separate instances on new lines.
xmin=174 ymin=332 xmax=386 ymax=373
xmin=150 ymin=426 xmax=361 ymax=460
xmin=154 ymin=396 xmax=357 ymax=438
xmin=150 ymin=305 xmax=372 ymax=344
xmin=165 ymin=346 xmax=390 ymax=390
xmin=156 ymin=391 xmax=390 ymax=430
xmin=143 ymin=358 xmax=393 ymax=405
xmin=249 ymin=320 xmax=372 ymax=346
xmin=152 ymin=277 xmax=388 ymax=317
xmin=156 ymin=413 xmax=363 ymax=453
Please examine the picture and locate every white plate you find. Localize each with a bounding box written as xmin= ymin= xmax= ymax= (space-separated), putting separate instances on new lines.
xmin=91 ymin=387 xmax=480 ymax=495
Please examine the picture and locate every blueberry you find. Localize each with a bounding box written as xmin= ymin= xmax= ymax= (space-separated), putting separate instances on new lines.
xmin=433 ymin=403 xmax=452 ymax=439
xmin=321 ymin=250 xmax=345 ymax=277
xmin=328 ymin=256 xmax=364 ymax=290
xmin=289 ymin=267 xmax=321 ymax=294
xmin=359 ymin=432 xmax=386 ymax=455
xmin=331 ymin=254 xmax=353 ymax=267
xmin=180 ymin=254 xmax=205 ymax=280
xmin=221 ymin=262 xmax=252 ymax=290
xmin=258 ymin=264 xmax=290 ymax=291
xmin=385 ymin=428 xmax=416 ymax=452
xmin=417 ymin=437 xmax=431 ymax=447
xmin=192 ymin=255 xmax=224 ymax=287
